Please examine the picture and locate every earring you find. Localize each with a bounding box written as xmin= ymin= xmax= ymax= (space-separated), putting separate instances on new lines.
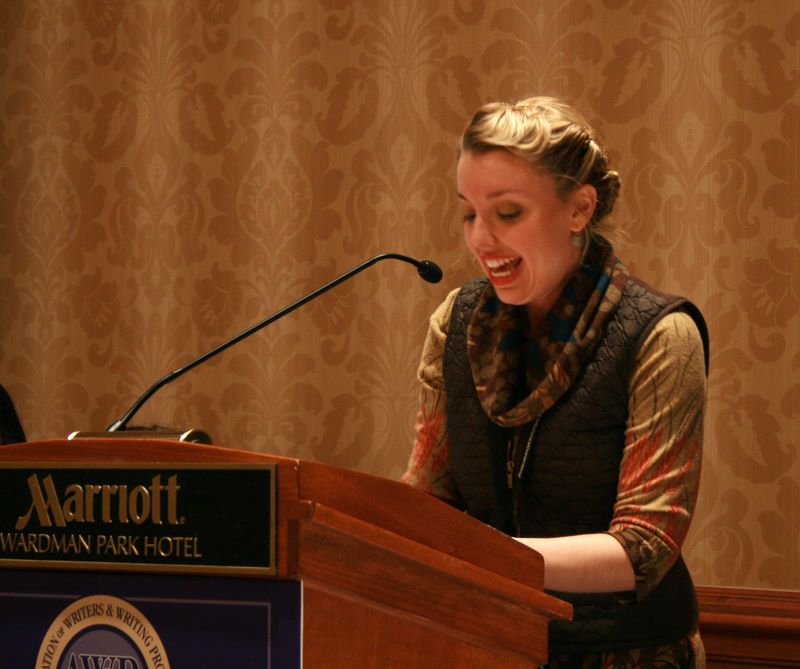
xmin=570 ymin=231 xmax=585 ymax=248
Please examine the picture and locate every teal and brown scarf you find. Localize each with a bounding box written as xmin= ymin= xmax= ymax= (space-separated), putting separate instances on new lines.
xmin=467 ymin=237 xmax=629 ymax=428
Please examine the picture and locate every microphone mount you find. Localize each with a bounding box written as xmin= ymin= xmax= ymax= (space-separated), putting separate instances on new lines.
xmin=106 ymin=253 xmax=442 ymax=432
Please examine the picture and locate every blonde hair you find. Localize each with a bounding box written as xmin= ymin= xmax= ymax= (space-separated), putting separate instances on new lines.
xmin=459 ymin=96 xmax=621 ymax=239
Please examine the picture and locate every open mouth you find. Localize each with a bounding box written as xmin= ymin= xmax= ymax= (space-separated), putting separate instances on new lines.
xmin=484 ymin=256 xmax=521 ymax=280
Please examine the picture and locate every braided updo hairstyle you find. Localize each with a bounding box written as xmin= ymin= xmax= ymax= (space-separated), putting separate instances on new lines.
xmin=459 ymin=96 xmax=621 ymax=241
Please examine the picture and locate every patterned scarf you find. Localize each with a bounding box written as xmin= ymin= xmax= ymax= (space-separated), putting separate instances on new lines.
xmin=466 ymin=237 xmax=629 ymax=428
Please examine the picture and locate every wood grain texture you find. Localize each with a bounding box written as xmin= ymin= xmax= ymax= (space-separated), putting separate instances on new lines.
xmin=699 ymin=586 xmax=800 ymax=668
xmin=303 ymin=583 xmax=537 ymax=669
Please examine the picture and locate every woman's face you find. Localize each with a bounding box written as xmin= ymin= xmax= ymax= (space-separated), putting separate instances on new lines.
xmin=457 ymin=149 xmax=594 ymax=322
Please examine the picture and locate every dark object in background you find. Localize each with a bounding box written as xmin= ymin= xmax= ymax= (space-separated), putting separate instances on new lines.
xmin=0 ymin=384 xmax=25 ymax=445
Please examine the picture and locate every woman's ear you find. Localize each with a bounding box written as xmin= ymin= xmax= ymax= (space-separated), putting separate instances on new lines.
xmin=569 ymin=184 xmax=597 ymax=232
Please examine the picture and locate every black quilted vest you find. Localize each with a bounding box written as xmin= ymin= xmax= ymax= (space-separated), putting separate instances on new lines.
xmin=443 ymin=277 xmax=709 ymax=653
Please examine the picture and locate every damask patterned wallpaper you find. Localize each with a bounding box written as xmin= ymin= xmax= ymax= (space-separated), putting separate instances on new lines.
xmin=1 ymin=1 xmax=797 ymax=590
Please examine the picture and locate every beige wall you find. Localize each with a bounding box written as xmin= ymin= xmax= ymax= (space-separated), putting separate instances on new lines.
xmin=1 ymin=1 xmax=798 ymax=590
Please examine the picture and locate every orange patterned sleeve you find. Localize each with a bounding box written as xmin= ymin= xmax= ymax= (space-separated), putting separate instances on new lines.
xmin=401 ymin=290 xmax=463 ymax=505
xmin=608 ymin=311 xmax=707 ymax=601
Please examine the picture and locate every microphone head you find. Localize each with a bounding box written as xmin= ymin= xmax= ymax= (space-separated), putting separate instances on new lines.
xmin=417 ymin=260 xmax=443 ymax=284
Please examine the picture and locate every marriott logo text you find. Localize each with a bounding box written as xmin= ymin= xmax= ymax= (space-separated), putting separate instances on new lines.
xmin=15 ymin=474 xmax=182 ymax=531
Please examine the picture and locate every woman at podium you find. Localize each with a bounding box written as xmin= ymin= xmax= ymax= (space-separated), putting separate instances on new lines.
xmin=403 ymin=96 xmax=708 ymax=668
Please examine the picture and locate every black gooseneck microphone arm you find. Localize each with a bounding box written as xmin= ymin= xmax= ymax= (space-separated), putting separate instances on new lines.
xmin=106 ymin=252 xmax=443 ymax=432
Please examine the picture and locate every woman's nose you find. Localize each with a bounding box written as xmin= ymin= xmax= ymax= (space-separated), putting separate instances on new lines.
xmin=469 ymin=215 xmax=496 ymax=247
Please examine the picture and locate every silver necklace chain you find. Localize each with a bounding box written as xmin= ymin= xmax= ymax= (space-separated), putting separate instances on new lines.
xmin=517 ymin=414 xmax=541 ymax=481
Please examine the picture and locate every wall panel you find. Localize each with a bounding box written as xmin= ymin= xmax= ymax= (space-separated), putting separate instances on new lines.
xmin=1 ymin=0 xmax=798 ymax=590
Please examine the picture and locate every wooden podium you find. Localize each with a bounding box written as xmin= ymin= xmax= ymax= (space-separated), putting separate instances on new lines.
xmin=0 ymin=439 xmax=570 ymax=668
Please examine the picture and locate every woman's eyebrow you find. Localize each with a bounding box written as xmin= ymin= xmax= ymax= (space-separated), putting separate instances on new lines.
xmin=457 ymin=189 xmax=526 ymax=199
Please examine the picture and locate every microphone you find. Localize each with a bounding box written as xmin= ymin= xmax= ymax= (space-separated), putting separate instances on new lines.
xmin=416 ymin=259 xmax=443 ymax=284
xmin=105 ymin=253 xmax=443 ymax=433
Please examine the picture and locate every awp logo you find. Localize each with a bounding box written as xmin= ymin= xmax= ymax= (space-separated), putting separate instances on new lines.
xmin=36 ymin=595 xmax=170 ymax=669
xmin=61 ymin=654 xmax=138 ymax=669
